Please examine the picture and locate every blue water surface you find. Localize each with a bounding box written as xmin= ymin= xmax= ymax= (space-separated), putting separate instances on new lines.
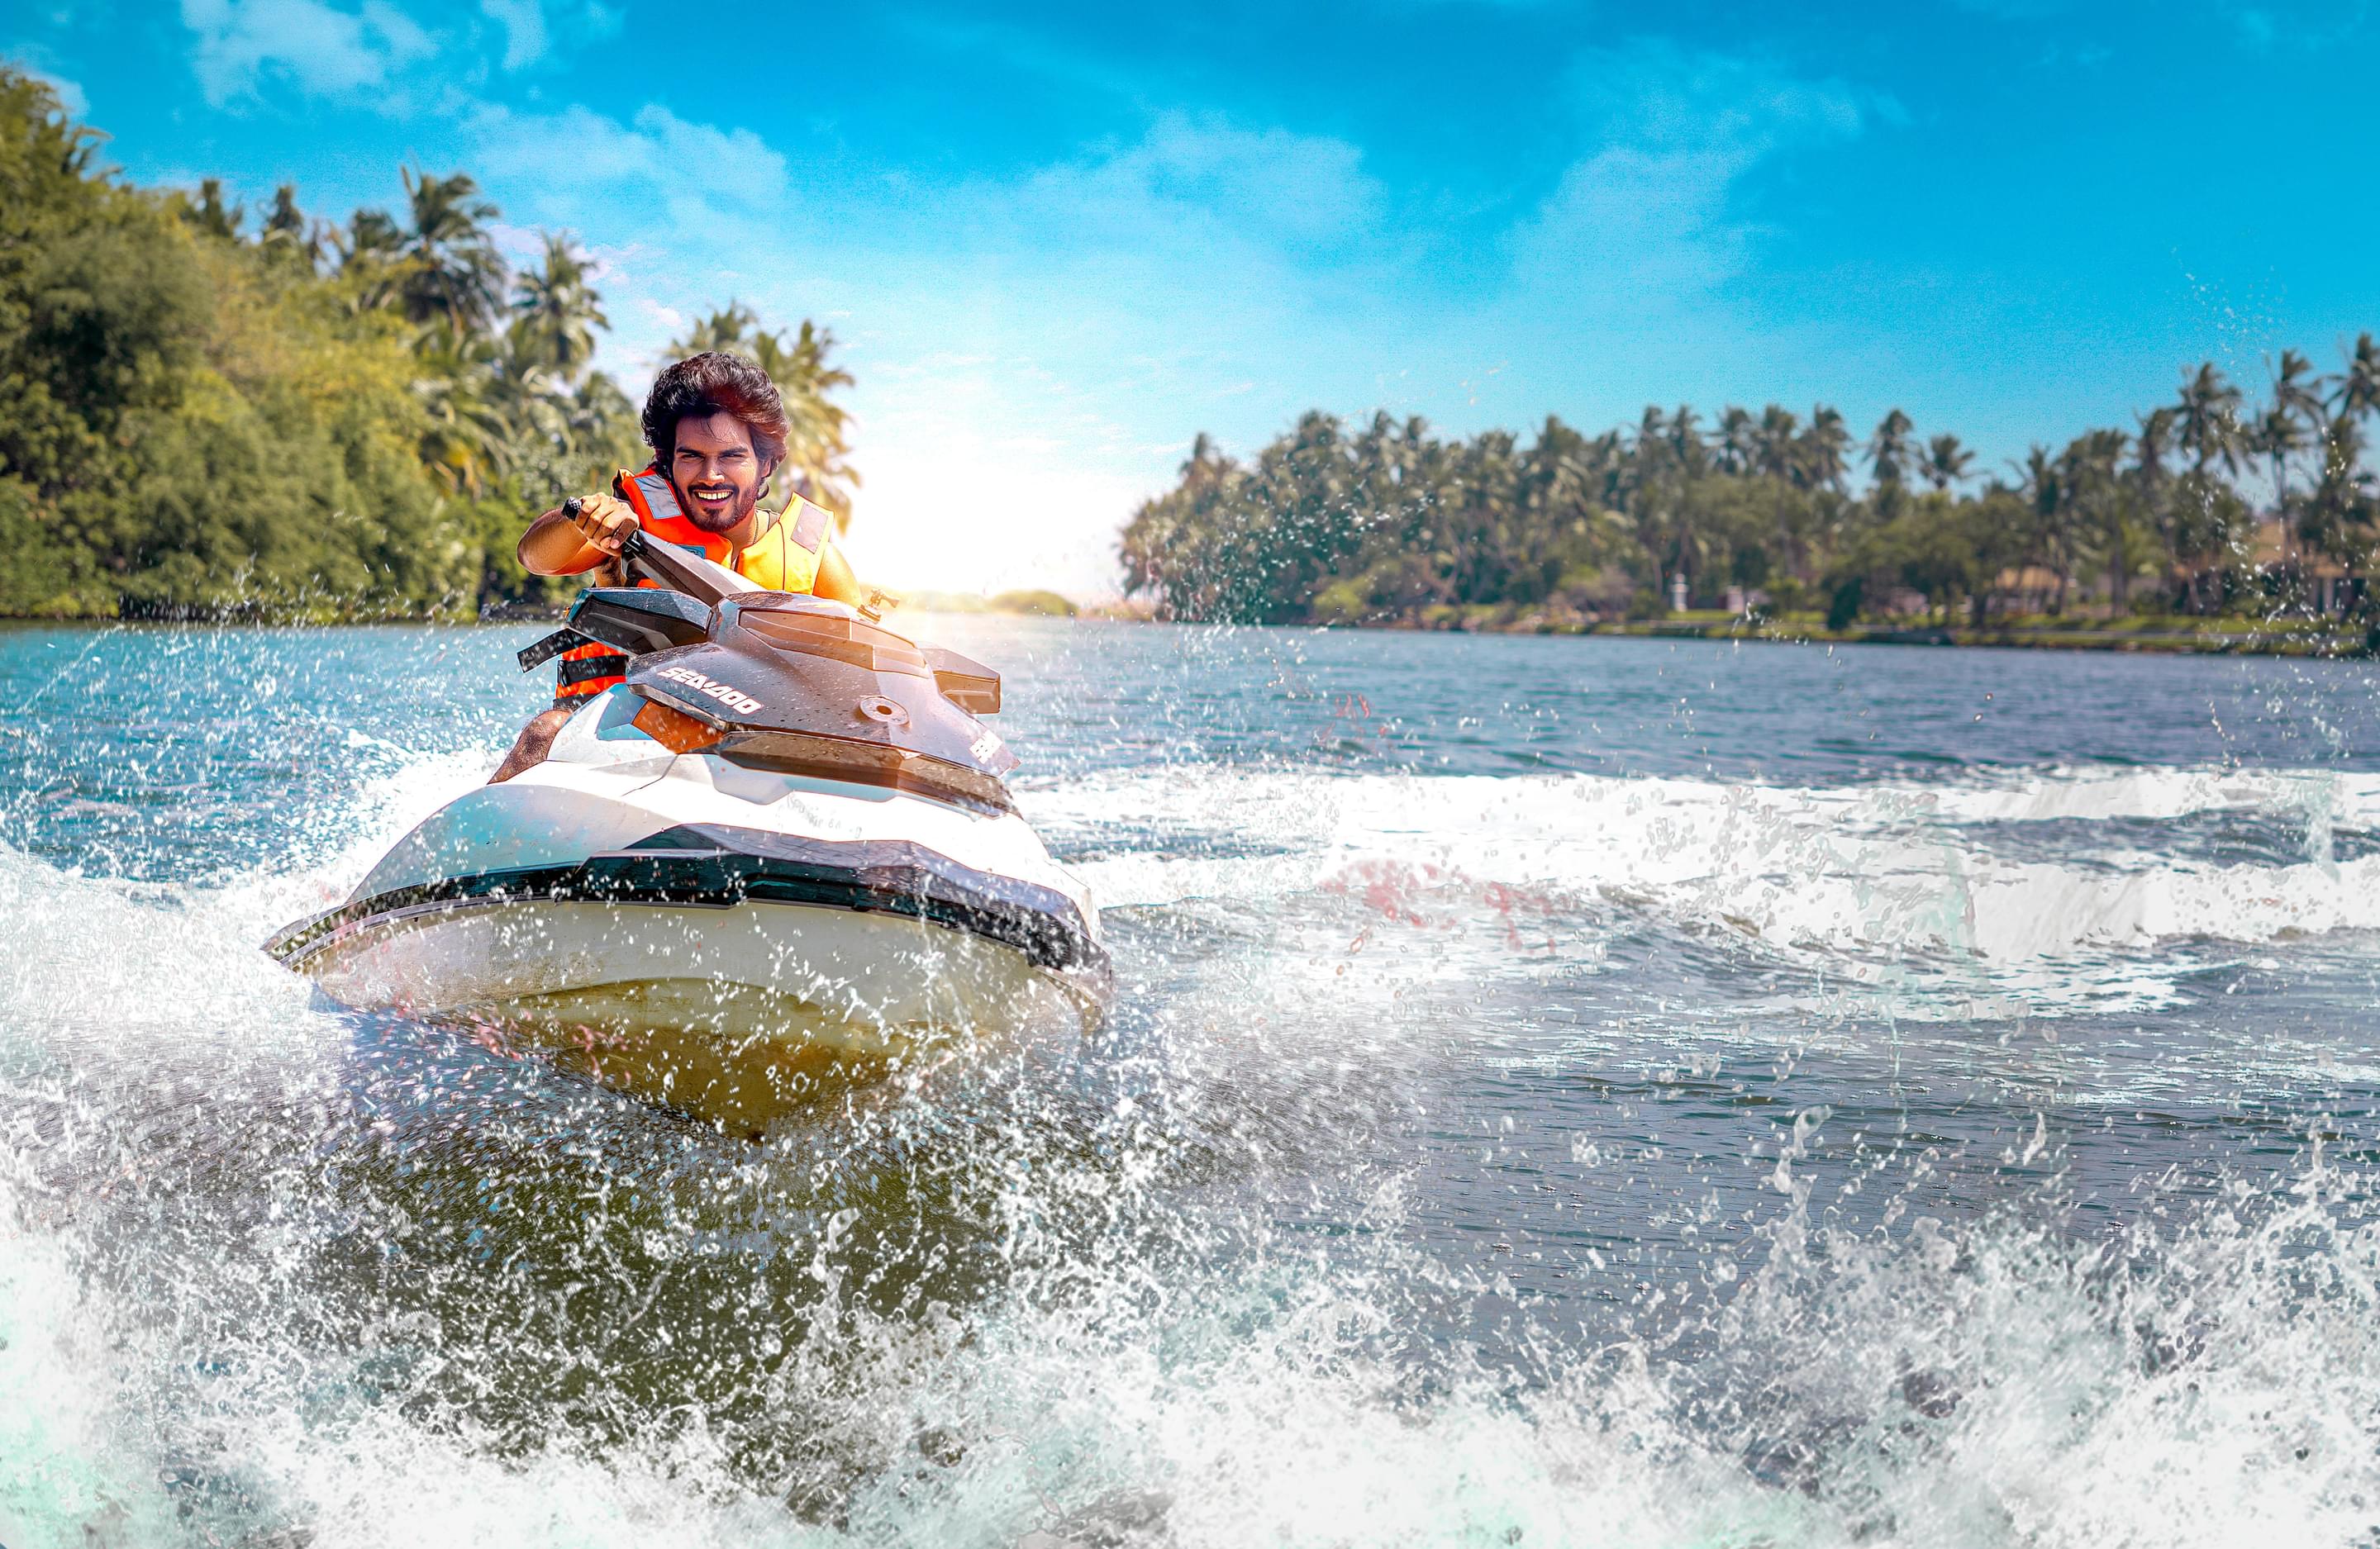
xmin=2 ymin=620 xmax=2377 ymax=1547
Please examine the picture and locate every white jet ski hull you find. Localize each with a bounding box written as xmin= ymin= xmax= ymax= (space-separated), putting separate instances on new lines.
xmin=271 ymin=687 xmax=1105 ymax=1132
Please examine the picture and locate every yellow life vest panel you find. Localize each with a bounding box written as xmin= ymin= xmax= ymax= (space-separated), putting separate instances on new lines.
xmin=732 ymin=493 xmax=834 ymax=595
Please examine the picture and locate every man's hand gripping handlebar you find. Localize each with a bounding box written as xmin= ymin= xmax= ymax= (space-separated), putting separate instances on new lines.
xmin=564 ymin=492 xmax=638 ymax=558
xmin=564 ymin=497 xmax=748 ymax=605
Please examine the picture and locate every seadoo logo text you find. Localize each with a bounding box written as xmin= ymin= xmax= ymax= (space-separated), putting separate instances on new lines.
xmin=656 ymin=666 xmax=763 ymax=716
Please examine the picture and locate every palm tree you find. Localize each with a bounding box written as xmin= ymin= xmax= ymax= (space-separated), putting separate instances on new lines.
xmin=1922 ymin=434 xmax=1974 ymax=492
xmin=2171 ymin=363 xmax=2249 ymax=606
xmin=2300 ymin=414 xmax=2376 ymax=604
xmin=1633 ymin=406 xmax=1670 ymax=479
xmin=674 ymin=300 xmax=763 ymax=355
xmin=1754 ymin=405 xmax=1801 ymax=484
xmin=1716 ymin=406 xmax=1755 ymax=474
xmin=330 ymin=207 xmax=408 ymax=313
xmin=2133 ymin=406 xmax=2175 ymax=486
xmin=488 ymin=333 xmax=568 ymax=469
xmin=564 ymin=373 xmax=638 ymax=466
xmin=2335 ymin=332 xmax=2380 ymax=425
xmin=2131 ymin=406 xmax=2178 ymax=595
xmin=512 ymin=233 xmax=608 ymax=378
xmin=185 ymin=178 xmax=242 ymax=240
xmin=2058 ymin=428 xmax=2133 ymax=608
xmin=2245 ymin=402 xmax=2311 ymax=565
xmin=765 ymin=317 xmax=859 ymax=518
xmin=2273 ymin=348 xmax=2324 ymax=422
xmin=2174 ymin=362 xmax=2244 ymax=476
xmin=1668 ymin=404 xmax=1706 ymax=475
xmin=2232 ymin=351 xmax=2318 ymax=569
xmin=259 ymin=183 xmax=317 ymax=267
xmin=412 ymin=324 xmax=512 ymax=497
xmin=1802 ymin=406 xmax=1850 ymax=492
xmin=398 ymin=166 xmax=505 ymax=335
xmin=339 ymin=208 xmax=405 ymax=267
xmin=2013 ymin=444 xmax=2066 ymax=612
xmin=1611 ymin=407 xmax=1655 ymax=516
xmin=1868 ymin=408 xmax=1915 ymax=488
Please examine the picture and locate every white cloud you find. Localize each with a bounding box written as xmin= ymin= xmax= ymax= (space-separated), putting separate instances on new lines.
xmin=1013 ymin=112 xmax=1383 ymax=250
xmin=468 ymin=0 xmax=620 ymax=71
xmin=471 ymin=102 xmax=654 ymax=184
xmin=469 ymin=101 xmax=788 ymax=210
xmin=1513 ymin=43 xmax=1868 ymax=297
xmin=180 ymin=0 xmax=435 ymax=107
xmin=628 ymin=103 xmax=789 ymax=202
xmin=478 ymin=0 xmax=543 ymax=69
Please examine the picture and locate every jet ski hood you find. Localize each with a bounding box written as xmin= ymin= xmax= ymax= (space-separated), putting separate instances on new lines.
xmin=527 ymin=570 xmax=1018 ymax=816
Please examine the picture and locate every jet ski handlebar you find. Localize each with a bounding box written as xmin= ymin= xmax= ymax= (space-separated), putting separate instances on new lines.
xmin=523 ymin=501 xmax=1006 ymax=722
xmin=609 ymin=515 xmax=759 ymax=606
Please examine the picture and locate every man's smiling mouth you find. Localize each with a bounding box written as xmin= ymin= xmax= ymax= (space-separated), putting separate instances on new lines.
xmin=688 ymin=483 xmax=735 ymax=510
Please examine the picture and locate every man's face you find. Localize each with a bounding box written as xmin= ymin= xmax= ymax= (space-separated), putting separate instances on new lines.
xmin=670 ymin=411 xmax=769 ymax=533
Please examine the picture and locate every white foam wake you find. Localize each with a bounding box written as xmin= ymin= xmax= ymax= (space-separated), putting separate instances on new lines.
xmin=1028 ymin=763 xmax=2380 ymax=1014
xmin=1902 ymin=763 xmax=2380 ymax=825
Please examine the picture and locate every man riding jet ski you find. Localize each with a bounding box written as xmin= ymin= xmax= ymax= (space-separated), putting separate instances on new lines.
xmin=267 ymin=353 xmax=1106 ymax=1135
xmin=493 ymin=349 xmax=878 ymax=781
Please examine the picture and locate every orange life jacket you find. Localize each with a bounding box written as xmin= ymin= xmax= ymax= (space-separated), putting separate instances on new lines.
xmin=555 ymin=468 xmax=832 ymax=701
xmin=616 ymin=464 xmax=737 ymax=563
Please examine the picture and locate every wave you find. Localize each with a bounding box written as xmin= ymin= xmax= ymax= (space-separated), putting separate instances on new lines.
xmin=4 ymin=748 xmax=2373 ymax=1044
xmin=6 ymin=1156 xmax=2374 ymax=1548
xmin=1030 ymin=763 xmax=2380 ymax=1016
xmin=1916 ymin=763 xmax=2380 ymax=826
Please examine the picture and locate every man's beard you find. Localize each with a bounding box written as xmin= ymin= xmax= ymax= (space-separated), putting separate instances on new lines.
xmin=677 ymin=482 xmax=754 ymax=534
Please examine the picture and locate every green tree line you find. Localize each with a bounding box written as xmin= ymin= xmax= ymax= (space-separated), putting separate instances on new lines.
xmin=1121 ymin=352 xmax=2380 ymax=631
xmin=0 ymin=65 xmax=854 ymax=619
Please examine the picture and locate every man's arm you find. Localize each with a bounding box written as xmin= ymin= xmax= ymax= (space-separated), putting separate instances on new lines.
xmin=812 ymin=539 xmax=869 ymax=608
xmin=519 ymin=493 xmax=635 ymax=576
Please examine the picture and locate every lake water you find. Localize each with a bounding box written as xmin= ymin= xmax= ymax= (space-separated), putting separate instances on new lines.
xmin=2 ymin=619 xmax=2378 ymax=1547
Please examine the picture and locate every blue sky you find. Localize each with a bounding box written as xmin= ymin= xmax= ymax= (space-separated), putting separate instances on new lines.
xmin=7 ymin=0 xmax=2378 ymax=593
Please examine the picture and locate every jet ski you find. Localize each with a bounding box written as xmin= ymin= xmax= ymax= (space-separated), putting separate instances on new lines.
xmin=267 ymin=528 xmax=1107 ymax=1134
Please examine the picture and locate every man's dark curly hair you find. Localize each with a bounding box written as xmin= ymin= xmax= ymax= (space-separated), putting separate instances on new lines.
xmin=641 ymin=351 xmax=790 ymax=472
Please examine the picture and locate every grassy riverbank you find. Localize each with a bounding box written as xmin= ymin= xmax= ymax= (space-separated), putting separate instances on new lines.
xmin=888 ymin=589 xmax=1080 ymax=619
xmin=1373 ymin=605 xmax=2378 ymax=655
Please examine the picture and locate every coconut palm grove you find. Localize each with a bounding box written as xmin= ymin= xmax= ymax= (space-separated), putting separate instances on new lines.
xmin=1121 ymin=358 xmax=2380 ymax=636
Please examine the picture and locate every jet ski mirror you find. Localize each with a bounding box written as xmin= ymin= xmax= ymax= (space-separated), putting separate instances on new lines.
xmin=517 ymin=588 xmax=712 ymax=672
xmin=923 ymin=647 xmax=1002 ymax=715
xmin=516 ymin=520 xmax=764 ymax=673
